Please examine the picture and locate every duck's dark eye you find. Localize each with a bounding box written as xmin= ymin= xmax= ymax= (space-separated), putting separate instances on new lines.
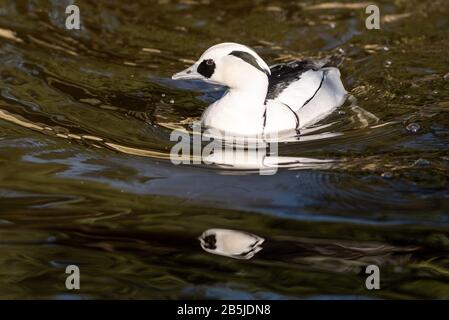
xmin=197 ymin=59 xmax=216 ymax=78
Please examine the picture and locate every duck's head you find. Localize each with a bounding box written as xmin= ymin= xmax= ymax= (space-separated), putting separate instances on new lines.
xmin=172 ymin=42 xmax=271 ymax=89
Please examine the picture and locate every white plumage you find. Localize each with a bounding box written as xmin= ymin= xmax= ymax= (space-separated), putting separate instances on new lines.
xmin=173 ymin=42 xmax=347 ymax=137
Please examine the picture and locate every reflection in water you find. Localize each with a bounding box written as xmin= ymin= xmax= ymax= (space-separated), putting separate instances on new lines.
xmin=0 ymin=0 xmax=448 ymax=300
xmin=199 ymin=229 xmax=264 ymax=260
xmin=203 ymin=147 xmax=336 ymax=173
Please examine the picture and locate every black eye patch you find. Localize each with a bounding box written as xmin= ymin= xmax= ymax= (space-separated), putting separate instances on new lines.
xmin=229 ymin=51 xmax=269 ymax=75
xmin=197 ymin=59 xmax=216 ymax=78
xmin=203 ymin=234 xmax=217 ymax=250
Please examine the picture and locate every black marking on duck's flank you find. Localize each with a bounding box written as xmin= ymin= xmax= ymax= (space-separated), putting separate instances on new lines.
xmin=202 ymin=234 xmax=217 ymax=250
xmin=229 ymin=51 xmax=270 ymax=75
xmin=266 ymin=57 xmax=338 ymax=101
xmin=197 ymin=59 xmax=216 ymax=78
xmin=262 ymin=107 xmax=267 ymax=130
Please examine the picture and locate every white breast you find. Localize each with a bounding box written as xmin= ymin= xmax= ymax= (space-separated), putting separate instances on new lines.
xmin=201 ymin=90 xmax=267 ymax=136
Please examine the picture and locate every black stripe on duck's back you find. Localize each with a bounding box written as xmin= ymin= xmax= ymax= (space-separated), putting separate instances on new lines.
xmin=266 ymin=56 xmax=343 ymax=101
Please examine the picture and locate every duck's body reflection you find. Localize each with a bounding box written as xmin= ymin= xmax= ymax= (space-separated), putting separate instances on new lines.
xmin=199 ymin=229 xmax=264 ymax=260
xmin=170 ymin=125 xmax=338 ymax=173
xmin=200 ymin=135 xmax=335 ymax=174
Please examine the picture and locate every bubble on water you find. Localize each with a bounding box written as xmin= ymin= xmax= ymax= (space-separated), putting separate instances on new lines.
xmin=381 ymin=171 xmax=393 ymax=179
xmin=383 ymin=46 xmax=389 ymax=51
xmin=161 ymin=93 xmax=166 ymax=97
xmin=170 ymin=99 xmax=175 ymax=104
xmin=329 ymin=22 xmax=336 ymax=29
xmin=406 ymin=122 xmax=420 ymax=134
xmin=337 ymin=48 xmax=345 ymax=54
xmin=384 ymin=60 xmax=392 ymax=68
xmin=433 ymin=90 xmax=439 ymax=95
xmin=414 ymin=158 xmax=430 ymax=167
xmin=403 ymin=94 xmax=411 ymax=99
xmin=338 ymin=110 xmax=346 ymax=115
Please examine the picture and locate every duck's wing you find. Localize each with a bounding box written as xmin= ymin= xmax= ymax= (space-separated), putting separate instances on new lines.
xmin=266 ymin=57 xmax=345 ymax=114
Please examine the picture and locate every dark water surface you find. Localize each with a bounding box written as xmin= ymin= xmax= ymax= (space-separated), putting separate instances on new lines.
xmin=0 ymin=0 xmax=449 ymax=299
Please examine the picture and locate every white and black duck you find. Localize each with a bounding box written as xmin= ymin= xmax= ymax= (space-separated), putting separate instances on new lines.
xmin=172 ymin=42 xmax=347 ymax=136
